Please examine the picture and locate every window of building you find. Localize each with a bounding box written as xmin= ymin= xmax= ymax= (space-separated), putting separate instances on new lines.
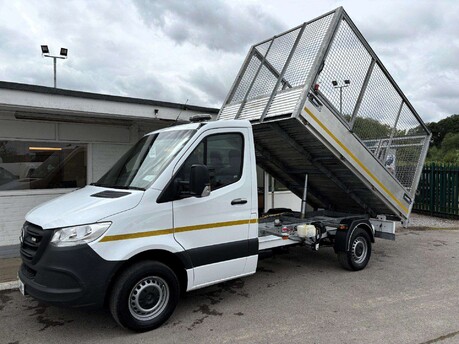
xmin=0 ymin=141 xmax=87 ymax=191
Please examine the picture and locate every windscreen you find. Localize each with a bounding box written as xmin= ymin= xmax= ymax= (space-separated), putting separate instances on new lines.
xmin=94 ymin=129 xmax=196 ymax=190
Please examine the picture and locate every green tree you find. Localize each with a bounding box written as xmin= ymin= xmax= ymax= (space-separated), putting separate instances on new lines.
xmin=427 ymin=114 xmax=459 ymax=148
xmin=441 ymin=133 xmax=459 ymax=163
xmin=423 ymin=114 xmax=459 ymax=163
xmin=426 ymin=131 xmax=459 ymax=163
xmin=353 ymin=117 xmax=392 ymax=140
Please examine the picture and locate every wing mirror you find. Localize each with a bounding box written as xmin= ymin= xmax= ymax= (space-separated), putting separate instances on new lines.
xmin=190 ymin=164 xmax=210 ymax=197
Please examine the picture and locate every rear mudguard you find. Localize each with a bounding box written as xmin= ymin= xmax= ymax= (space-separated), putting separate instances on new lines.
xmin=334 ymin=218 xmax=374 ymax=253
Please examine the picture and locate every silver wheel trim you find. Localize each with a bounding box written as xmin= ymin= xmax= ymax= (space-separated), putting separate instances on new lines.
xmin=128 ymin=276 xmax=170 ymax=321
xmin=351 ymin=237 xmax=368 ymax=264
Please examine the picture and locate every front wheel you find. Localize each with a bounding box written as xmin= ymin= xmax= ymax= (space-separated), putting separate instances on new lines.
xmin=338 ymin=228 xmax=372 ymax=271
xmin=109 ymin=261 xmax=180 ymax=332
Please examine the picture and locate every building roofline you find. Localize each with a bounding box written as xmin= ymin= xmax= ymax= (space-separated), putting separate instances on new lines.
xmin=0 ymin=81 xmax=219 ymax=114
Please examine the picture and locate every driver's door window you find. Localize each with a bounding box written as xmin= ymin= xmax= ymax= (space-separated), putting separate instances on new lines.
xmin=176 ymin=133 xmax=243 ymax=197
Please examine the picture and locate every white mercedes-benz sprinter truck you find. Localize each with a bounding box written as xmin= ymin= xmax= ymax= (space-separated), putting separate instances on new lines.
xmin=18 ymin=7 xmax=430 ymax=332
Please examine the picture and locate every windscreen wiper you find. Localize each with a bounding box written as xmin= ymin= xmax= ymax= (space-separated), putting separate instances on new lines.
xmin=90 ymin=183 xmax=146 ymax=191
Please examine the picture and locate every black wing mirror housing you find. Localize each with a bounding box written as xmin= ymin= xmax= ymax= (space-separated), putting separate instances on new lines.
xmin=190 ymin=164 xmax=210 ymax=197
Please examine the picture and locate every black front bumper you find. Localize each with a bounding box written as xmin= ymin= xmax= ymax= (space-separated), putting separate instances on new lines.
xmin=19 ymin=236 xmax=121 ymax=309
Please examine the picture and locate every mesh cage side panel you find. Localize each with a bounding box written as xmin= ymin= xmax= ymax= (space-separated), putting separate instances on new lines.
xmin=246 ymin=28 xmax=300 ymax=100
xmin=255 ymin=40 xmax=271 ymax=57
xmin=387 ymin=136 xmax=427 ymax=190
xmin=282 ymin=14 xmax=334 ymax=88
xmin=390 ymin=103 xmax=429 ymax=190
xmin=245 ymin=64 xmax=279 ymax=100
xmin=352 ymin=64 xmax=402 ymax=140
xmin=317 ymin=19 xmax=372 ymax=121
xmin=266 ymin=28 xmax=301 ymax=76
xmin=229 ymin=41 xmax=271 ymax=104
xmin=395 ymin=103 xmax=429 ymax=137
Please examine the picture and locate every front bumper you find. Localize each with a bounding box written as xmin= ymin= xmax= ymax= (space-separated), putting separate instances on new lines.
xmin=19 ymin=242 xmax=121 ymax=308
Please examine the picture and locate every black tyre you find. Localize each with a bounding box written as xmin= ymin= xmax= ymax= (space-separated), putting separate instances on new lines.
xmin=338 ymin=227 xmax=371 ymax=271
xmin=110 ymin=261 xmax=180 ymax=332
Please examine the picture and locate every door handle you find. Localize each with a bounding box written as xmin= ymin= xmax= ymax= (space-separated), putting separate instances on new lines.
xmin=231 ymin=198 xmax=247 ymax=205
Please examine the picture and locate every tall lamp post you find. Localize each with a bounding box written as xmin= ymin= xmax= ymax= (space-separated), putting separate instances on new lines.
xmin=332 ymin=79 xmax=350 ymax=117
xmin=41 ymin=45 xmax=68 ymax=88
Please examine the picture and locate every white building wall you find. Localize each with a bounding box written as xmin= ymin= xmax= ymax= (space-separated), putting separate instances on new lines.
xmin=261 ymin=172 xmax=314 ymax=214
xmin=264 ymin=191 xmax=302 ymax=212
xmin=0 ymin=192 xmax=67 ymax=246
xmin=0 ymin=113 xmax=139 ymax=246
xmin=91 ymin=143 xmax=132 ymax=182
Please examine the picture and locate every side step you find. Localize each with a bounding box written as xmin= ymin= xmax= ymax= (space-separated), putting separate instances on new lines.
xmin=259 ymin=235 xmax=298 ymax=251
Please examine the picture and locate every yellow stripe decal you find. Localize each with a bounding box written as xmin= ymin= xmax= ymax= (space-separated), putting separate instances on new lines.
xmin=99 ymin=218 xmax=258 ymax=242
xmin=304 ymin=106 xmax=408 ymax=214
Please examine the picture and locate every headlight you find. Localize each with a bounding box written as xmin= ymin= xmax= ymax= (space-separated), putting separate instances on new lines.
xmin=51 ymin=222 xmax=111 ymax=247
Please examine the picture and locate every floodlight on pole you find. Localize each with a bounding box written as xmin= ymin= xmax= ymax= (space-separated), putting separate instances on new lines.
xmin=41 ymin=45 xmax=68 ymax=88
xmin=332 ymin=79 xmax=351 ymax=117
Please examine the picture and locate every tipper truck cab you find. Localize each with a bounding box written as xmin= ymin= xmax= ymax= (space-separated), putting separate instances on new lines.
xmin=18 ymin=7 xmax=430 ymax=332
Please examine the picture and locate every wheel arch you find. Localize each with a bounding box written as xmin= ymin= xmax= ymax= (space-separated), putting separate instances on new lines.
xmin=346 ymin=222 xmax=374 ymax=251
xmin=334 ymin=219 xmax=374 ymax=253
xmin=104 ymin=249 xmax=190 ymax=306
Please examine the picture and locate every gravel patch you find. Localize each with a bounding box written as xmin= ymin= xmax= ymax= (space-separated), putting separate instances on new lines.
xmin=397 ymin=213 xmax=459 ymax=230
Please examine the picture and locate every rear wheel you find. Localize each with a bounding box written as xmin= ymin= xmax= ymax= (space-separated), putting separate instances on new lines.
xmin=110 ymin=261 xmax=180 ymax=332
xmin=338 ymin=227 xmax=371 ymax=271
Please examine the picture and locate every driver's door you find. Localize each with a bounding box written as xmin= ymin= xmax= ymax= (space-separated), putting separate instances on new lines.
xmin=172 ymin=128 xmax=253 ymax=289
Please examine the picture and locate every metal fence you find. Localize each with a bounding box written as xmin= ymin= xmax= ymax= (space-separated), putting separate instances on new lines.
xmin=219 ymin=7 xmax=430 ymax=198
xmin=413 ymin=164 xmax=459 ymax=218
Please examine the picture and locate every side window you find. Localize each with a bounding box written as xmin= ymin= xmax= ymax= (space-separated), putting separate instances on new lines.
xmin=207 ymin=133 xmax=243 ymax=190
xmin=175 ymin=141 xmax=205 ymax=188
xmin=176 ymin=133 xmax=244 ymax=196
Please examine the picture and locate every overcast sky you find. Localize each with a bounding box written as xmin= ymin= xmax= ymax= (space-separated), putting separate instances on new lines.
xmin=0 ymin=0 xmax=458 ymax=123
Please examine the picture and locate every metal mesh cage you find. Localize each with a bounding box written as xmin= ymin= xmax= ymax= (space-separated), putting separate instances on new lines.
xmin=219 ymin=7 xmax=430 ymax=198
xmin=389 ymin=136 xmax=427 ymax=190
xmin=352 ymin=64 xmax=402 ymax=140
xmin=282 ymin=14 xmax=333 ymax=88
xmin=252 ymin=27 xmax=301 ymax=95
xmin=230 ymin=40 xmax=272 ymax=104
xmin=394 ymin=103 xmax=427 ymax=138
xmin=230 ymin=55 xmax=262 ymax=104
xmin=224 ymin=13 xmax=334 ymax=120
xmin=317 ymin=19 xmax=372 ymax=121
xmin=254 ymin=40 xmax=270 ymax=57
xmin=389 ymin=104 xmax=429 ymax=190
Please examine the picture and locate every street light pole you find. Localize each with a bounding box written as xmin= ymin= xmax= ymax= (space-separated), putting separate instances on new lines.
xmin=332 ymin=79 xmax=350 ymax=117
xmin=339 ymin=86 xmax=343 ymax=117
xmin=41 ymin=45 xmax=68 ymax=88
xmin=53 ymin=57 xmax=57 ymax=88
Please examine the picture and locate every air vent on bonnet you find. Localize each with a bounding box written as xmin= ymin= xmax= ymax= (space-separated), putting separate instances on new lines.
xmin=91 ymin=191 xmax=131 ymax=198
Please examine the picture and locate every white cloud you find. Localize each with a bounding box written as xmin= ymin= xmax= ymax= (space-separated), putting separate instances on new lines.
xmin=132 ymin=0 xmax=284 ymax=52
xmin=0 ymin=0 xmax=457 ymax=122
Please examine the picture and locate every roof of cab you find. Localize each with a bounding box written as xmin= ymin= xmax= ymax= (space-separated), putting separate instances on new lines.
xmin=147 ymin=119 xmax=251 ymax=136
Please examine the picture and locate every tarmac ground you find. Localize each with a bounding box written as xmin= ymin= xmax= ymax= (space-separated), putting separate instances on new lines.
xmin=1 ymin=227 xmax=459 ymax=344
